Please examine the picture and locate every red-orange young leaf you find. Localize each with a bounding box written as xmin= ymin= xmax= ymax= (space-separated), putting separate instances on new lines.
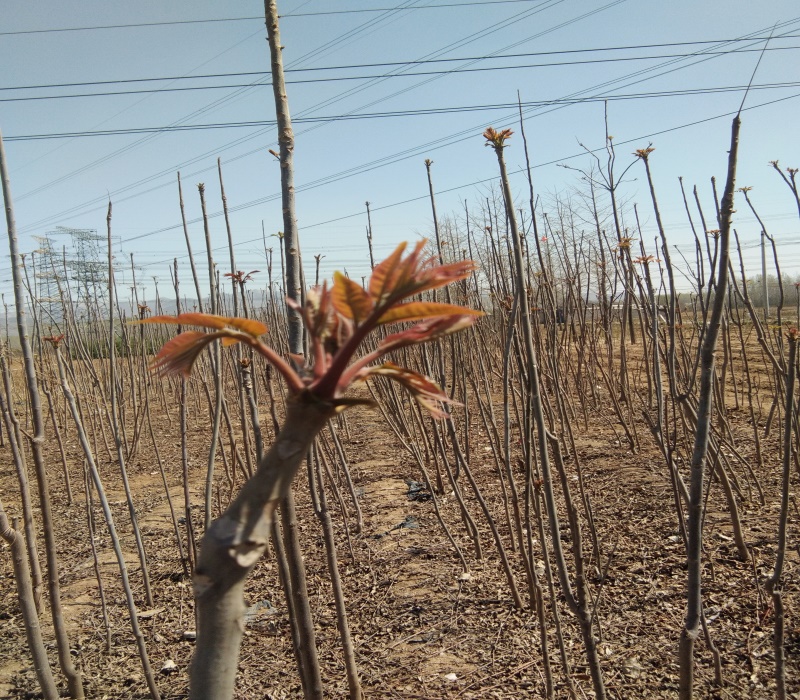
xmin=408 ymin=259 xmax=478 ymax=297
xmin=483 ymin=127 xmax=513 ymax=149
xmin=368 ymin=241 xmax=409 ymax=302
xmin=381 ymin=241 xmax=433 ymax=301
xmin=367 ymin=241 xmax=477 ymax=307
xmin=43 ymin=334 xmax=65 ymax=348
xmin=332 ymin=271 xmax=374 ymax=324
xmin=378 ymin=315 xmax=479 ymax=353
xmin=202 ymin=314 xmax=267 ymax=338
xmin=366 ymin=362 xmax=452 ymax=418
xmin=376 ymin=301 xmax=482 ymax=326
xmin=142 ymin=241 xmax=479 ymax=407
xmin=150 ymin=331 xmax=216 ymax=377
xmin=135 ymin=312 xmax=267 ymax=338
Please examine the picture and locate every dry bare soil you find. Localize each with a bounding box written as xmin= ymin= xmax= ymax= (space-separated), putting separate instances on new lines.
xmin=1 ymin=362 xmax=799 ymax=699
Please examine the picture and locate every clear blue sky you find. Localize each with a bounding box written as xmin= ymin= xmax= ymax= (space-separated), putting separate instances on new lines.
xmin=2 ymin=0 xmax=799 ymax=307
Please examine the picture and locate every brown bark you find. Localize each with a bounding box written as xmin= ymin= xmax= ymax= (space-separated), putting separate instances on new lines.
xmin=0 ymin=507 xmax=58 ymax=700
xmin=0 ymin=126 xmax=85 ymax=700
xmin=189 ymin=396 xmax=334 ymax=700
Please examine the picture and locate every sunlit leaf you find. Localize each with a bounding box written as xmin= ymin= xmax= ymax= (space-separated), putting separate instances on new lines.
xmin=332 ymin=272 xmax=374 ymax=323
xmin=134 ymin=312 xmax=267 ymax=338
xmin=149 ymin=331 xmax=216 ymax=377
xmin=378 ymin=315 xmax=479 ymax=353
xmin=368 ymin=242 xmax=409 ymax=302
xmin=384 ymin=240 xmax=427 ymax=300
xmin=410 ymin=259 xmax=478 ymax=297
xmin=367 ymin=240 xmax=477 ymax=307
xmin=483 ymin=127 xmax=514 ymax=149
xmin=366 ymin=362 xmax=452 ymax=418
xmin=376 ymin=301 xmax=482 ymax=326
xmin=146 ymin=240 xmax=479 ymax=403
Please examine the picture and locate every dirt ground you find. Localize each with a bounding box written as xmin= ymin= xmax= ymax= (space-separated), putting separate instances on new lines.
xmin=1 ymin=355 xmax=799 ymax=699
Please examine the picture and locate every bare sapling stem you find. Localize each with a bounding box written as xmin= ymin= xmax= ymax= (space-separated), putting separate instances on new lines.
xmin=106 ymin=201 xmax=154 ymax=607
xmin=0 ymin=504 xmax=59 ymax=700
xmin=678 ymin=114 xmax=740 ymax=700
xmin=766 ymin=329 xmax=797 ymax=699
xmin=263 ymin=4 xmax=328 ymax=695
xmin=172 ymin=262 xmax=198 ymax=570
xmin=51 ymin=340 xmax=161 ymax=699
xmin=484 ymin=126 xmax=606 ymax=699
xmin=177 ymin=172 xmax=205 ymax=311
xmin=311 ymin=445 xmax=362 ymax=699
xmin=0 ymin=355 xmax=44 ymax=611
xmin=42 ymin=379 xmax=73 ymax=504
xmin=219 ymin=161 xmax=257 ymax=479
xmin=365 ymin=200 xmax=375 ymax=269
xmin=83 ymin=465 xmax=112 ymax=651
xmin=636 ymin=151 xmax=690 ymax=541
xmin=265 ymin=0 xmax=303 ymax=354
xmin=198 ymin=183 xmax=225 ymax=530
xmin=0 ymin=126 xmax=85 ymax=700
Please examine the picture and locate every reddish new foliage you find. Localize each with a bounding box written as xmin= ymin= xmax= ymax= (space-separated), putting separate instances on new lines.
xmin=136 ymin=241 xmax=481 ymax=417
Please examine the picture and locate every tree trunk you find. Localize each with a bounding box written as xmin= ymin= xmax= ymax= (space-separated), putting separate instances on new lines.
xmin=679 ymin=115 xmax=739 ymax=699
xmin=189 ymin=396 xmax=334 ymax=700
xmin=265 ymin=0 xmax=303 ymax=353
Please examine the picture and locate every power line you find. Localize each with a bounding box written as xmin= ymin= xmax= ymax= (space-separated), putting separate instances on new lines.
xmin=15 ymin=49 xmax=793 ymax=234
xmin=4 ymin=37 xmax=797 ymax=91
xmin=0 ymin=1 xmax=553 ymax=36
xmin=280 ymin=0 xmax=552 ymax=17
xmin=0 ymin=17 xmax=262 ymax=37
xmin=281 ymin=0 xmax=578 ymax=125
xmin=6 ymin=82 xmax=800 ymax=142
xmin=125 ymin=90 xmax=800 ymax=265
xmin=10 ymin=0 xmax=484 ymax=205
xmin=7 ymin=0 xmax=618 ymax=210
xmin=3 ymin=47 xmax=797 ymax=104
xmin=14 ymin=13 xmax=795 ymax=233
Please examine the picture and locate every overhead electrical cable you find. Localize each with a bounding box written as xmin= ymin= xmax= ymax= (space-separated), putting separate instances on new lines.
xmin=15 ymin=34 xmax=791 ymax=233
xmin=495 ymin=18 xmax=800 ymax=143
xmin=199 ymin=3 xmax=792 ymax=187
xmin=114 ymin=89 xmax=800 ymax=253
xmin=287 ymin=0 xmax=573 ymax=119
xmin=14 ymin=12 xmax=795 ymax=234
xmin=5 ymin=46 xmax=798 ymax=102
xmin=124 ymin=89 xmax=800 ymax=287
xmin=281 ymin=0 xmax=557 ymax=17
xmin=10 ymin=0 xmax=611 ymax=213
xmin=11 ymin=25 xmax=269 ymax=177
xmin=11 ymin=0 xmax=439 ymax=203
xmin=7 ymin=35 xmax=796 ymax=92
xmin=6 ymin=82 xmax=800 ymax=142
xmin=0 ymin=0 xmax=550 ymax=35
xmin=12 ymin=26 xmax=268 ymax=199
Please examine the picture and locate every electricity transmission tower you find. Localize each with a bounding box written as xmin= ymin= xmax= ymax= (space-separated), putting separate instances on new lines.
xmin=58 ymin=227 xmax=108 ymax=307
xmin=30 ymin=234 xmax=62 ymax=324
